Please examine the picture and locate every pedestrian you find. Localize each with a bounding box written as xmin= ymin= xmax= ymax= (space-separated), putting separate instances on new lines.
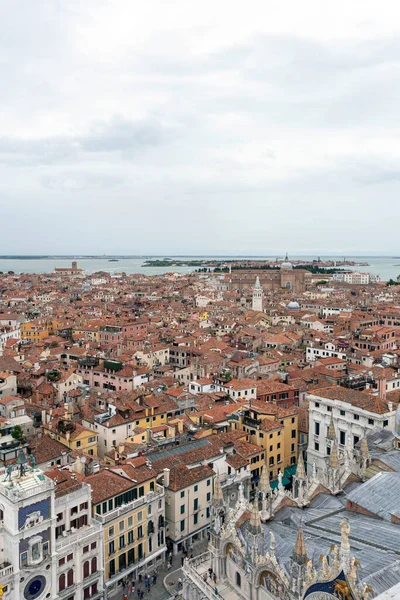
xmin=167 ymin=562 xmax=171 ymax=571
xmin=214 ymin=587 xmax=218 ymax=595
xmin=208 ymin=567 xmax=212 ymax=578
xmin=123 ymin=595 xmax=128 ymax=600
xmin=178 ymin=577 xmax=182 ymax=590
xmin=139 ymin=574 xmax=142 ymax=583
xmin=213 ymin=573 xmax=217 ymax=584
xmin=181 ymin=556 xmax=184 ymax=567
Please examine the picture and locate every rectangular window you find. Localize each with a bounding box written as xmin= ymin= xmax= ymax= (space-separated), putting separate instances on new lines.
xmin=277 ymin=454 xmax=281 ymax=463
xmin=315 ymin=422 xmax=320 ymax=436
xmin=180 ymin=491 xmax=185 ymax=498
xmin=137 ymin=511 xmax=143 ymax=522
xmin=180 ymin=505 xmax=185 ymax=514
xmin=109 ymin=526 xmax=114 ymax=537
xmin=384 ymin=420 xmax=389 ymax=427
xmin=194 ymin=498 xmax=198 ymax=511
xmin=109 ymin=541 xmax=115 ymax=555
xmin=314 ymin=442 xmax=319 ymax=451
xmin=128 ymin=531 xmax=134 ymax=545
xmin=207 ymin=479 xmax=210 ymax=486
xmin=128 ymin=516 xmax=133 ymax=528
xmin=207 ymin=492 xmax=211 ymax=502
xmin=194 ymin=513 xmax=198 ymax=525
xmin=291 ymin=429 xmax=296 ymax=439
xmin=138 ymin=525 xmax=143 ymax=539
xmin=119 ymin=535 xmax=125 ymax=549
xmin=339 ymin=430 xmax=346 ymax=445
xmin=340 ymin=410 xmax=345 ymax=416
xmin=327 ymin=406 xmax=332 ymax=412
xmin=180 ymin=520 xmax=185 ymax=532
xmin=119 ymin=520 xmax=124 ymax=531
xmin=194 ymin=485 xmax=198 ymax=492
xmin=353 ymin=414 xmax=359 ymax=421
xmin=368 ymin=418 xmax=374 ymax=425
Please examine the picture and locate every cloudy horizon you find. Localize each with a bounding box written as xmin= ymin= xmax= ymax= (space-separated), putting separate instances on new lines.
xmin=1 ymin=0 xmax=400 ymax=255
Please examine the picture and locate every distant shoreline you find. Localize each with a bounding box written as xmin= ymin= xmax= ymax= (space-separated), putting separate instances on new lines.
xmin=0 ymin=254 xmax=392 ymax=260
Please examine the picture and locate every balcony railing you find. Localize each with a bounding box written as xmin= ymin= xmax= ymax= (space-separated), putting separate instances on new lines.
xmin=243 ymin=416 xmax=261 ymax=428
xmin=183 ymin=552 xmax=220 ymax=600
xmin=56 ymin=521 xmax=102 ymax=550
xmin=0 ymin=563 xmax=14 ymax=580
xmin=93 ymin=486 xmax=164 ymax=525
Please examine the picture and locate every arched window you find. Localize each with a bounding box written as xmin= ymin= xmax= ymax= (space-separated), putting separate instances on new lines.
xmin=67 ymin=569 xmax=74 ymax=587
xmin=91 ymin=556 xmax=97 ymax=573
xmin=83 ymin=561 xmax=90 ymax=578
xmin=59 ymin=574 xmax=66 ymax=592
xmin=236 ymin=572 xmax=241 ymax=588
xmin=147 ymin=520 xmax=154 ymax=535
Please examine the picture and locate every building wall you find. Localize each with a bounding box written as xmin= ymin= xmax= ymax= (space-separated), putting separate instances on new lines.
xmin=165 ymin=476 xmax=213 ymax=552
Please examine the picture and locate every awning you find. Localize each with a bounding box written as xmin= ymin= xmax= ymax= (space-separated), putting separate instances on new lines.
xmin=270 ymin=476 xmax=290 ymax=490
xmin=284 ymin=464 xmax=297 ymax=478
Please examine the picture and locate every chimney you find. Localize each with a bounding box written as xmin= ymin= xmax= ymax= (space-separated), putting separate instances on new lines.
xmin=378 ymin=378 xmax=387 ymax=400
xmin=163 ymin=468 xmax=170 ymax=488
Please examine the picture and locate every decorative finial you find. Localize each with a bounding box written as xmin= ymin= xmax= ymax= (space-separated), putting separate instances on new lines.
xmin=296 ymin=452 xmax=306 ymax=480
xmin=327 ymin=414 xmax=336 ymax=441
xmin=330 ymin=442 xmax=339 ymax=469
xmin=249 ymin=501 xmax=261 ymax=533
xmin=292 ymin=520 xmax=308 ymax=565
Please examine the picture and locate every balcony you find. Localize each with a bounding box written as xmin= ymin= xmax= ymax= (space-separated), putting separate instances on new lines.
xmin=0 ymin=562 xmax=14 ymax=580
xmin=56 ymin=521 xmax=102 ymax=551
xmin=243 ymin=416 xmax=261 ymax=429
xmin=93 ymin=486 xmax=164 ymax=525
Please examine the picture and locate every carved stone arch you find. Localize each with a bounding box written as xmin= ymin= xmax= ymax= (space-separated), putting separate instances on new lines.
xmin=254 ymin=565 xmax=288 ymax=596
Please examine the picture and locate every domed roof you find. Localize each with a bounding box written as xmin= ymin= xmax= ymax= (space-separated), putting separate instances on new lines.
xmin=287 ymin=301 xmax=300 ymax=310
xmin=394 ymin=403 xmax=400 ymax=440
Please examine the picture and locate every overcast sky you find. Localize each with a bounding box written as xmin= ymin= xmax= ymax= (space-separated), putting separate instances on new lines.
xmin=1 ymin=0 xmax=400 ymax=256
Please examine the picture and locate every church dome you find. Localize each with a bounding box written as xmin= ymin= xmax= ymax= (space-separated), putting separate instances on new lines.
xmin=287 ymin=301 xmax=300 ymax=310
xmin=394 ymin=403 xmax=400 ymax=440
xmin=281 ymin=261 xmax=293 ymax=270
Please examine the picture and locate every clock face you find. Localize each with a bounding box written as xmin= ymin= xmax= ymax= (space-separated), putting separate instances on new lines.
xmin=24 ymin=575 xmax=46 ymax=600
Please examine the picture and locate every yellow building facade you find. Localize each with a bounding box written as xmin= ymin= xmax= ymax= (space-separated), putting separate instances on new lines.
xmin=86 ymin=468 xmax=166 ymax=596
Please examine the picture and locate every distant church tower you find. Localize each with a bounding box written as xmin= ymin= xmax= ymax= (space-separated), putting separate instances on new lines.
xmin=252 ymin=276 xmax=264 ymax=311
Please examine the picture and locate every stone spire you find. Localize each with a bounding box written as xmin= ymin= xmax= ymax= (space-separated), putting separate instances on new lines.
xmin=296 ymin=452 xmax=306 ymax=479
xmin=292 ymin=522 xmax=308 ymax=565
xmin=249 ymin=501 xmax=261 ymax=534
xmin=213 ymin=473 xmax=224 ymax=506
xmin=360 ymin=433 xmax=370 ymax=461
xmin=330 ymin=442 xmax=339 ymax=469
xmin=259 ymin=464 xmax=271 ymax=494
xmin=327 ymin=414 xmax=336 ymax=441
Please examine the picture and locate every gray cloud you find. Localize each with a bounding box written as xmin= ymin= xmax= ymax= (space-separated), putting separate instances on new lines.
xmin=1 ymin=0 xmax=400 ymax=254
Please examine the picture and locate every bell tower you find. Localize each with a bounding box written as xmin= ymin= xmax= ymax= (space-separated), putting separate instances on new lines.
xmin=252 ymin=276 xmax=264 ymax=312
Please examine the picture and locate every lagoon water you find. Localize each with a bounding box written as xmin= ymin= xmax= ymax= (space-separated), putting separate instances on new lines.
xmin=0 ymin=255 xmax=399 ymax=280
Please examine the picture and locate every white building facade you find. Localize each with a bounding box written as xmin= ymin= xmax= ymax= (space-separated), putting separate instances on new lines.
xmin=306 ymin=389 xmax=396 ymax=476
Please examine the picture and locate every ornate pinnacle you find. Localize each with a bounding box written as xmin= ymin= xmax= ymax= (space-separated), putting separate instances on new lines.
xmin=296 ymin=452 xmax=306 ymax=480
xmin=249 ymin=501 xmax=261 ymax=533
xmin=259 ymin=465 xmax=271 ymax=494
xmin=327 ymin=414 xmax=337 ymax=441
xmin=213 ymin=473 xmax=224 ymax=505
xmin=330 ymin=442 xmax=339 ymax=469
xmin=292 ymin=521 xmax=308 ymax=565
